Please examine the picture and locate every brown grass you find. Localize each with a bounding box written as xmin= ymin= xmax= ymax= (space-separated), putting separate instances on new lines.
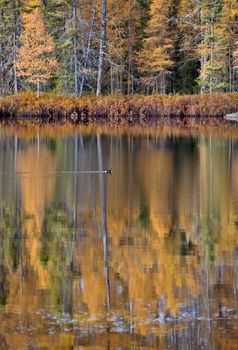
xmin=0 ymin=91 xmax=238 ymax=126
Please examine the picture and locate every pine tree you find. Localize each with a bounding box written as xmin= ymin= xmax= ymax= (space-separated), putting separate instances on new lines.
xmin=138 ymin=0 xmax=174 ymax=94
xmin=16 ymin=0 xmax=57 ymax=97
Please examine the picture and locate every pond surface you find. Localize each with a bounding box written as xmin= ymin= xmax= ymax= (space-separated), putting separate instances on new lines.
xmin=0 ymin=127 xmax=238 ymax=349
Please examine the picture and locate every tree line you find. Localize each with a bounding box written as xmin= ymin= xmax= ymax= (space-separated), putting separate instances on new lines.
xmin=0 ymin=0 xmax=238 ymax=97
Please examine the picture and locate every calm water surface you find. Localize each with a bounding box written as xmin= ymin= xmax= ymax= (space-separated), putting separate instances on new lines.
xmin=0 ymin=127 xmax=238 ymax=349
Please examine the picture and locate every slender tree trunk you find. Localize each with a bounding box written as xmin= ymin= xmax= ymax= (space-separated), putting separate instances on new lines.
xmin=210 ymin=37 xmax=214 ymax=94
xmin=13 ymin=33 xmax=18 ymax=94
xmin=229 ymin=45 xmax=232 ymax=92
xmin=97 ymin=133 xmax=111 ymax=309
xmin=79 ymin=1 xmax=96 ymax=97
xmin=116 ymin=67 xmax=119 ymax=91
xmin=110 ymin=63 xmax=113 ymax=94
xmin=127 ymin=10 xmax=132 ymax=95
xmin=200 ymin=0 xmax=207 ymax=94
xmin=232 ymin=67 xmax=235 ymax=92
xmin=13 ymin=0 xmax=19 ymax=95
xmin=72 ymin=0 xmax=78 ymax=96
xmin=120 ymin=69 xmax=123 ymax=92
xmin=37 ymin=80 xmax=40 ymax=98
xmin=96 ymin=0 xmax=107 ymax=96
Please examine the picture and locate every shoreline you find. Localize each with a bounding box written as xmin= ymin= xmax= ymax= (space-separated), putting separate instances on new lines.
xmin=0 ymin=92 xmax=238 ymax=128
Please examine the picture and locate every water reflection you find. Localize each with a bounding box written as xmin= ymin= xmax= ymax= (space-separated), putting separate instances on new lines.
xmin=0 ymin=129 xmax=237 ymax=348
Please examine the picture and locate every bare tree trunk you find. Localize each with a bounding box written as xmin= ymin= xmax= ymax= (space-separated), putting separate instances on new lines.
xmin=96 ymin=0 xmax=107 ymax=96
xmin=127 ymin=9 xmax=133 ymax=95
xmin=72 ymin=0 xmax=78 ymax=96
xmin=110 ymin=63 xmax=113 ymax=94
xmin=228 ymin=45 xmax=232 ymax=92
xmin=120 ymin=69 xmax=123 ymax=92
xmin=79 ymin=1 xmax=96 ymax=97
xmin=199 ymin=0 xmax=207 ymax=94
xmin=13 ymin=0 xmax=19 ymax=95
xmin=210 ymin=36 xmax=214 ymax=94
xmin=13 ymin=32 xmax=18 ymax=94
xmin=37 ymin=80 xmax=40 ymax=98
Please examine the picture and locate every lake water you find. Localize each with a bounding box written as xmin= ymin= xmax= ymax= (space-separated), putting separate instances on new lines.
xmin=0 ymin=127 xmax=238 ymax=349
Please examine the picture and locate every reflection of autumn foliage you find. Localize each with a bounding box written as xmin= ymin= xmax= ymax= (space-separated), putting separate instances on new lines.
xmin=17 ymin=145 xmax=56 ymax=288
xmin=1 ymin=132 xmax=238 ymax=348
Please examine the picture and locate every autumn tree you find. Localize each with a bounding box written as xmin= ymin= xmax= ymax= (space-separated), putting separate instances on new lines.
xmin=197 ymin=0 xmax=226 ymax=93
xmin=2 ymin=0 xmax=238 ymax=96
xmin=105 ymin=0 xmax=142 ymax=94
xmin=107 ymin=0 xmax=131 ymax=94
xmin=176 ymin=0 xmax=200 ymax=93
xmin=44 ymin=0 xmax=98 ymax=96
xmin=16 ymin=0 xmax=57 ymax=97
xmin=138 ymin=0 xmax=174 ymax=94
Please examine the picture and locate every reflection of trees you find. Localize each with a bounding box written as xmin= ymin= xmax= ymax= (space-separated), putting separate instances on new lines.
xmin=0 ymin=229 xmax=8 ymax=308
xmin=1 ymin=131 xmax=238 ymax=348
xmin=17 ymin=145 xmax=57 ymax=288
xmin=97 ymin=133 xmax=110 ymax=309
xmin=41 ymin=206 xmax=74 ymax=313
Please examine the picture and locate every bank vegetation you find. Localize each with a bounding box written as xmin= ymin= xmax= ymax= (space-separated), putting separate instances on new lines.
xmin=0 ymin=92 xmax=238 ymax=127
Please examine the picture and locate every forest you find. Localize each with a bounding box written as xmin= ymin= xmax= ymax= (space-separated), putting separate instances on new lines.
xmin=1 ymin=0 xmax=238 ymax=98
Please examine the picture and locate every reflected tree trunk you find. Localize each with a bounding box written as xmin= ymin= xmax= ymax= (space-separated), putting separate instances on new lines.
xmin=64 ymin=135 xmax=79 ymax=314
xmin=97 ymin=133 xmax=110 ymax=309
xmin=205 ymin=244 xmax=213 ymax=350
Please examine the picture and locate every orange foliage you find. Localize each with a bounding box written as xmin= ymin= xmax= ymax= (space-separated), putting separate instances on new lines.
xmin=16 ymin=0 xmax=57 ymax=88
xmin=0 ymin=92 xmax=238 ymax=125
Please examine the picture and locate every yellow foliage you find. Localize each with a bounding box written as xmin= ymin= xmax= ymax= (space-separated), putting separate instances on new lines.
xmin=16 ymin=0 xmax=57 ymax=86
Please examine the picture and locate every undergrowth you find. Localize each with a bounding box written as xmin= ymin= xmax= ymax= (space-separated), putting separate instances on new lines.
xmin=0 ymin=92 xmax=237 ymax=125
